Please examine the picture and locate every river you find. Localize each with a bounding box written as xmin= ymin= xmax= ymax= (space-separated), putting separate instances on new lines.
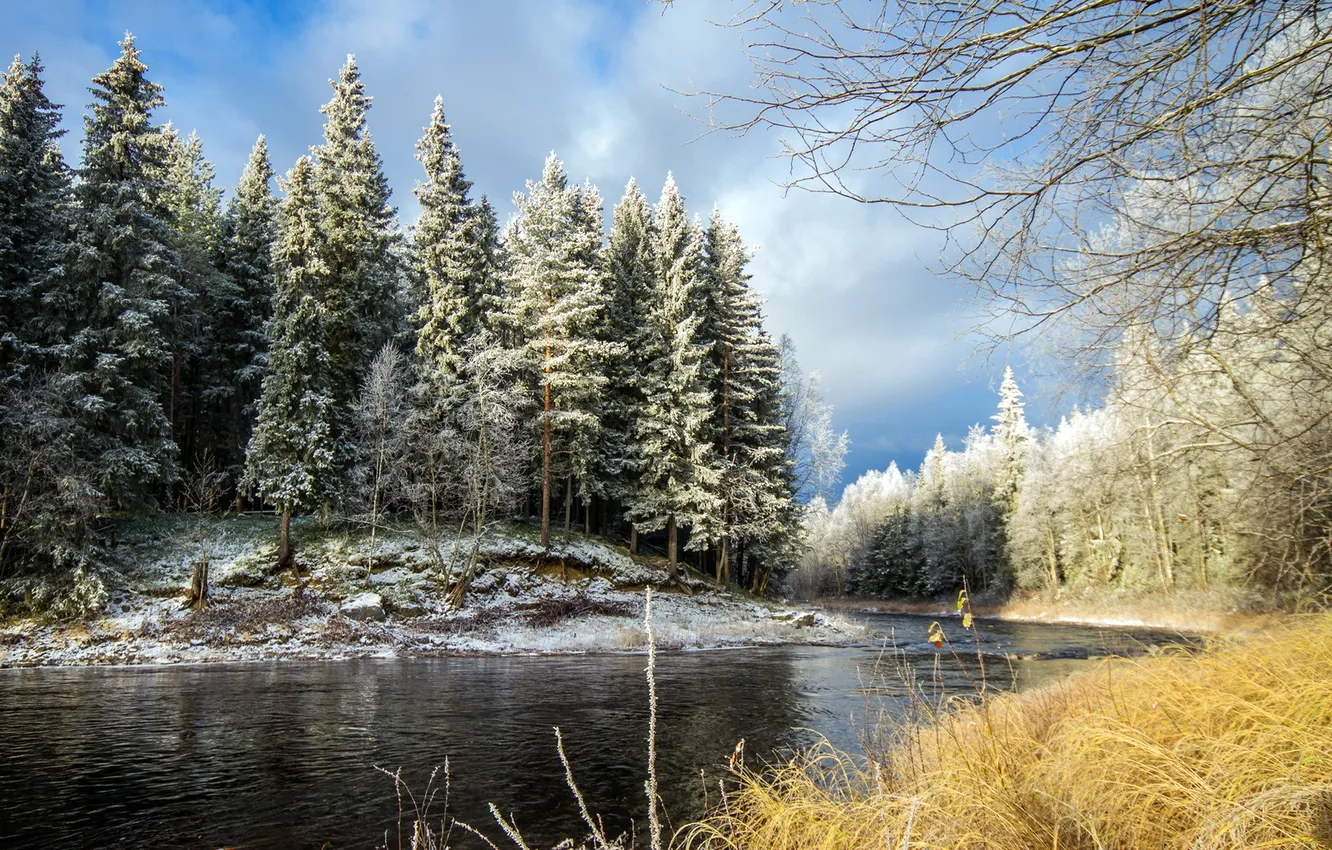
xmin=0 ymin=612 xmax=1190 ymax=849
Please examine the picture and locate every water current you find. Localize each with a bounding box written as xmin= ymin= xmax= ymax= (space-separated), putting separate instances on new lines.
xmin=0 ymin=612 xmax=1191 ymax=849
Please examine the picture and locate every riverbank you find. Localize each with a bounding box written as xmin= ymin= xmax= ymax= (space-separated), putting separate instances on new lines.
xmin=0 ymin=517 xmax=865 ymax=668
xmin=682 ymin=613 xmax=1332 ymax=850
xmin=810 ymin=590 xmax=1286 ymax=635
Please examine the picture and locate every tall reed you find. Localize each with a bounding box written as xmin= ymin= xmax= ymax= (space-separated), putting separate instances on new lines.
xmin=681 ymin=615 xmax=1332 ymax=850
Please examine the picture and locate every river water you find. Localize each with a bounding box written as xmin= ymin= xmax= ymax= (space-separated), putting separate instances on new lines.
xmin=0 ymin=612 xmax=1188 ymax=849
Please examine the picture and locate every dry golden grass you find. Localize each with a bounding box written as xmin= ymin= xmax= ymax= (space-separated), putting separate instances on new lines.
xmin=680 ymin=615 xmax=1332 ymax=850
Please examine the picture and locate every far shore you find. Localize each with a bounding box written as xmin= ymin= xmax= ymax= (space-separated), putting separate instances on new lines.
xmin=806 ymin=593 xmax=1286 ymax=635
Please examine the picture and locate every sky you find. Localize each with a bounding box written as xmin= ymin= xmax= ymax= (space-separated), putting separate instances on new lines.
xmin=3 ymin=0 xmax=1023 ymax=495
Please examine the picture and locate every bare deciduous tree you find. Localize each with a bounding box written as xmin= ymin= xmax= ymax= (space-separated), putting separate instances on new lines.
xmin=686 ymin=0 xmax=1332 ymax=359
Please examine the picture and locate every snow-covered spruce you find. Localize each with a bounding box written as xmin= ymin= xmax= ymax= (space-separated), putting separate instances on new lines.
xmin=0 ymin=518 xmax=866 ymax=667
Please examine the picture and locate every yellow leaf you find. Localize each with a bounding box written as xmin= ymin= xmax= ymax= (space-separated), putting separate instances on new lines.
xmin=962 ymin=612 xmax=974 ymax=629
xmin=956 ymin=590 xmax=968 ymax=611
xmin=927 ymin=621 xmax=945 ymax=647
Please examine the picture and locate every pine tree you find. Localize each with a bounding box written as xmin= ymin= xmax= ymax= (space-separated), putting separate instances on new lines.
xmin=311 ymin=55 xmax=400 ymax=404
xmin=503 ymin=153 xmax=614 ymax=548
xmin=160 ymin=127 xmax=232 ymax=489
xmin=603 ymin=179 xmax=656 ymax=539
xmin=991 ymin=365 xmax=1030 ymax=589
xmin=408 ymin=97 xmax=504 ymax=531
xmin=244 ymin=156 xmax=343 ymax=574
xmin=63 ymin=35 xmax=181 ymax=508
xmin=628 ymin=175 xmax=722 ymax=569
xmin=413 ymin=96 xmax=491 ymax=381
xmin=0 ymin=53 xmax=84 ymax=577
xmin=0 ymin=53 xmax=70 ymax=369
xmin=701 ymin=210 xmax=796 ymax=587
xmin=217 ymin=135 xmax=277 ymax=495
xmin=992 ymin=366 xmax=1030 ymax=514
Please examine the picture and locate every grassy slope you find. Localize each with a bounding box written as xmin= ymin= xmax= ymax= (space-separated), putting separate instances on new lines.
xmin=681 ymin=615 xmax=1332 ymax=850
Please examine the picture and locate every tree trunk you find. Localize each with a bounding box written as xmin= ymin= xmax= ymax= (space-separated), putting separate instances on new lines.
xmin=630 ymin=527 xmax=638 ymax=555
xmin=564 ymin=475 xmax=573 ymax=534
xmin=667 ymin=516 xmax=678 ymax=568
xmin=277 ymin=506 xmax=299 ymax=585
xmin=1045 ymin=525 xmax=1060 ymax=592
xmin=541 ymin=386 xmax=552 ymax=549
xmin=541 ymin=298 xmax=554 ymax=549
xmin=186 ymin=551 xmax=209 ymax=610
xmin=717 ymin=536 xmax=729 ymax=584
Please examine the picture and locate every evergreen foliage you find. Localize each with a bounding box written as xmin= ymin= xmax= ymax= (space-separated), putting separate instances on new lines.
xmin=216 ymin=135 xmax=277 ymax=495
xmin=700 ymin=211 xmax=796 ymax=588
xmin=503 ymin=153 xmax=615 ymax=548
xmin=63 ymin=34 xmax=181 ymax=509
xmin=160 ymin=127 xmax=234 ymax=489
xmin=0 ymin=53 xmax=86 ymax=581
xmin=0 ymin=53 xmax=69 ymax=367
xmin=311 ymin=55 xmax=400 ymax=403
xmin=602 ymin=179 xmax=656 ymax=523
xmin=244 ymin=156 xmax=343 ymax=526
xmin=0 ymin=39 xmax=818 ymax=606
xmin=627 ymin=175 xmax=721 ymax=566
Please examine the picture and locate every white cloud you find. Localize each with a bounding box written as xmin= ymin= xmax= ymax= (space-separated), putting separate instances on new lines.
xmin=1 ymin=0 xmax=1005 ymax=485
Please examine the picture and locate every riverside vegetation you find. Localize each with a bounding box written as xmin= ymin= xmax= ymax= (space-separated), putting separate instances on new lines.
xmin=682 ymin=613 xmax=1332 ymax=850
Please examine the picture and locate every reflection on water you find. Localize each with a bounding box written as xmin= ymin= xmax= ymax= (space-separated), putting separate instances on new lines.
xmin=0 ymin=613 xmax=1187 ymax=849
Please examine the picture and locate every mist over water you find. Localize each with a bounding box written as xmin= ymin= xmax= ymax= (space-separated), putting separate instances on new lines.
xmin=0 ymin=613 xmax=1185 ymax=849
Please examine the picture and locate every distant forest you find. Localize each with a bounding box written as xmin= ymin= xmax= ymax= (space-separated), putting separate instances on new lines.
xmin=0 ymin=37 xmax=849 ymax=614
xmin=800 ymin=311 xmax=1332 ymax=608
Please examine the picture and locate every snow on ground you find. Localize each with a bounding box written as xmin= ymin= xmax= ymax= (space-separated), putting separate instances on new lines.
xmin=0 ymin=517 xmax=866 ymax=668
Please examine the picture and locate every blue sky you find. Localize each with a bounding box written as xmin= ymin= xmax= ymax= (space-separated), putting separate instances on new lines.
xmin=3 ymin=0 xmax=1022 ymax=493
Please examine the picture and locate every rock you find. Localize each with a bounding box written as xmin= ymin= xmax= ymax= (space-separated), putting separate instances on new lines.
xmin=340 ymin=592 xmax=385 ymax=622
xmin=390 ymin=599 xmax=427 ymax=618
xmin=791 ymin=611 xmax=817 ymax=628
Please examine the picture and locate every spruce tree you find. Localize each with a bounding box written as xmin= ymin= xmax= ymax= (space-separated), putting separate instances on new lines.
xmin=0 ymin=53 xmax=82 ymax=577
xmin=503 ymin=153 xmax=614 ymax=548
xmin=218 ymin=135 xmax=277 ymax=495
xmin=245 ymin=157 xmax=341 ymax=573
xmin=64 ymin=35 xmax=181 ymax=508
xmin=413 ymin=96 xmax=489 ymax=379
xmin=701 ymin=210 xmax=794 ymax=586
xmin=628 ymin=175 xmax=722 ymax=570
xmin=991 ymin=365 xmax=1030 ymax=589
xmin=0 ymin=53 xmax=69 ymax=369
xmin=311 ymin=55 xmax=400 ymax=398
xmin=160 ymin=127 xmax=232 ymax=490
xmin=408 ymin=97 xmax=500 ymax=530
xmin=603 ymin=178 xmax=656 ymax=542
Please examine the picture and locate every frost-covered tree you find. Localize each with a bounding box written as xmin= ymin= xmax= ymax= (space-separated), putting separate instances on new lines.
xmin=701 ymin=211 xmax=796 ymax=586
xmin=503 ymin=153 xmax=614 ymax=548
xmin=627 ymin=175 xmax=721 ymax=569
xmin=0 ymin=54 xmax=88 ymax=581
xmin=160 ymin=128 xmax=234 ymax=488
xmin=354 ymin=343 xmax=407 ymax=581
xmin=216 ymin=135 xmax=277 ymax=495
xmin=311 ymin=55 xmax=400 ymax=403
xmin=0 ymin=53 xmax=69 ymax=369
xmin=63 ymin=35 xmax=181 ymax=509
xmin=779 ymin=334 xmax=848 ymax=503
xmin=245 ymin=157 xmax=342 ymax=575
xmin=413 ymin=96 xmax=492 ymax=373
xmin=602 ymin=178 xmax=657 ymax=539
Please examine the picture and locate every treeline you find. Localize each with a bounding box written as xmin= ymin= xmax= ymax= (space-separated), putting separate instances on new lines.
xmin=0 ymin=38 xmax=844 ymax=612
xmin=803 ymin=316 xmax=1332 ymax=607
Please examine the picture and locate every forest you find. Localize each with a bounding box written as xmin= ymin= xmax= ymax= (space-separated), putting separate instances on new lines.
xmin=0 ymin=37 xmax=848 ymax=616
